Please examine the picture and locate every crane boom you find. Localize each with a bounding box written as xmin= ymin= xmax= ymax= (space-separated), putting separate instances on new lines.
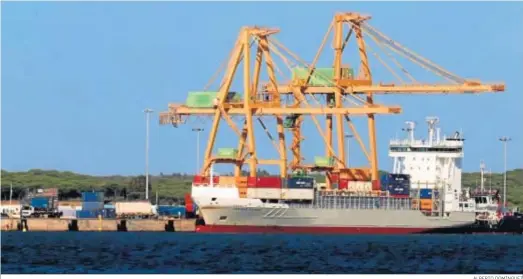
xmin=266 ymin=83 xmax=505 ymax=94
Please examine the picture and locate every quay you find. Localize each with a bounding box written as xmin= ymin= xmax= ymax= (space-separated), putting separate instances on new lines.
xmin=0 ymin=217 xmax=197 ymax=232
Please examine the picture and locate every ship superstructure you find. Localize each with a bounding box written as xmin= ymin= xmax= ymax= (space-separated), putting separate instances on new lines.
xmin=389 ymin=117 xmax=464 ymax=214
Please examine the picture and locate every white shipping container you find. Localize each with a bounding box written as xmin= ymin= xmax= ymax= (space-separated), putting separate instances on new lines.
xmin=347 ymin=181 xmax=372 ymax=192
xmin=347 ymin=181 xmax=359 ymax=191
xmin=115 ymin=201 xmax=153 ymax=215
xmin=361 ymin=181 xmax=372 ymax=192
xmin=58 ymin=205 xmax=82 ymax=211
xmin=60 ymin=209 xmax=77 ymax=219
xmin=281 ymin=189 xmax=314 ymax=200
xmin=191 ymin=185 xmax=240 ymax=199
xmin=247 ymin=188 xmax=281 ymax=199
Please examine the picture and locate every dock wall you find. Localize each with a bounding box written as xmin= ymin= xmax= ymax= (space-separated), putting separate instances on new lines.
xmin=0 ymin=218 xmax=196 ymax=232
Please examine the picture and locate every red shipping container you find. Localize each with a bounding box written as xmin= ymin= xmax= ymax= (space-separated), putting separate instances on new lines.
xmin=339 ymin=179 xmax=349 ymax=190
xmin=193 ymin=175 xmax=204 ymax=183
xmin=372 ymin=180 xmax=381 ymax=191
xmin=185 ymin=203 xmax=194 ymax=213
xmin=247 ymin=177 xmax=257 ymax=187
xmin=193 ymin=176 xmax=219 ymax=184
xmin=255 ymin=176 xmax=282 ymax=188
xmin=185 ymin=193 xmax=194 ymax=212
xmin=327 ymin=173 xmax=339 ymax=183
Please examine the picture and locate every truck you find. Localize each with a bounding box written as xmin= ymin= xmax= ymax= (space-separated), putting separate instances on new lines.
xmin=29 ymin=197 xmax=62 ymax=218
xmin=115 ymin=201 xmax=155 ymax=219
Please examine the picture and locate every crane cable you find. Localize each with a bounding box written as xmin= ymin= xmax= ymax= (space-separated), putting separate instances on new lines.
xmin=365 ymin=28 xmax=454 ymax=83
xmin=204 ymin=39 xmax=256 ymax=91
xmin=365 ymin=42 xmax=406 ymax=84
xmin=361 ymin=23 xmax=466 ymax=84
xmin=369 ymin=31 xmax=418 ymax=84
xmin=359 ymin=26 xmax=446 ymax=85
xmin=256 ymin=117 xmax=284 ymax=158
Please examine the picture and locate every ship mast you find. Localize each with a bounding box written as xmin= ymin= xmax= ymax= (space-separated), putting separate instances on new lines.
xmin=480 ymin=161 xmax=486 ymax=192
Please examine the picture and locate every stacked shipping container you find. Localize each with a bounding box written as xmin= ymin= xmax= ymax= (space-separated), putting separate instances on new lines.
xmin=418 ymin=189 xmax=439 ymax=211
xmin=76 ymin=208 xmax=116 ymax=219
xmin=246 ymin=177 xmax=282 ymax=200
xmin=235 ymin=176 xmax=248 ymax=198
xmin=381 ymin=174 xmax=411 ymax=197
xmin=77 ymin=192 xmax=105 ymax=218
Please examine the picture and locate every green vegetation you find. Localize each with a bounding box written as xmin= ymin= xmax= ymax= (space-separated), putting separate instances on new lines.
xmin=1 ymin=168 xmax=522 ymax=207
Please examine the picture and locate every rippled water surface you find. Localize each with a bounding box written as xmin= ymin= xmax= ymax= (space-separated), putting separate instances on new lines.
xmin=2 ymin=232 xmax=523 ymax=274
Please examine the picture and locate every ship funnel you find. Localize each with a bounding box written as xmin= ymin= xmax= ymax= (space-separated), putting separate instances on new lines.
xmin=426 ymin=116 xmax=439 ymax=146
xmin=404 ymin=121 xmax=416 ymax=143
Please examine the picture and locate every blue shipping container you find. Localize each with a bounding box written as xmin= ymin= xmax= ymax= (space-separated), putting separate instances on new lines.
xmin=31 ymin=197 xmax=50 ymax=209
xmin=384 ymin=183 xmax=410 ymax=196
xmin=287 ymin=177 xmax=314 ymax=189
xmin=82 ymin=192 xmax=104 ymax=202
xmin=82 ymin=201 xmax=104 ymax=210
xmin=76 ymin=210 xmax=99 ymax=219
xmin=388 ymin=173 xmax=410 ymax=182
xmin=382 ymin=173 xmax=411 ymax=185
xmin=76 ymin=209 xmax=116 ymax=219
xmin=419 ymin=189 xmax=440 ymax=199
xmin=157 ymin=206 xmax=186 ymax=217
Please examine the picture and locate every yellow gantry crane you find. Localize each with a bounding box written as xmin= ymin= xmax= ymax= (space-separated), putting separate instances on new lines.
xmin=160 ymin=12 xmax=504 ymax=189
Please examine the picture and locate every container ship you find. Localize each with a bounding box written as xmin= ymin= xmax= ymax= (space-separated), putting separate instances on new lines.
xmin=189 ymin=117 xmax=522 ymax=234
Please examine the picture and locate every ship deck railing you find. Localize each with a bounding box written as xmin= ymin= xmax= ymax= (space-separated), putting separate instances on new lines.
xmin=290 ymin=192 xmax=445 ymax=212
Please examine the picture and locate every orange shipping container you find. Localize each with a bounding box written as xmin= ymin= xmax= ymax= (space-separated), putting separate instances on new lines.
xmin=236 ymin=176 xmax=248 ymax=188
xmin=219 ymin=176 xmax=236 ymax=185
xmin=420 ymin=199 xmax=433 ymax=210
xmin=238 ymin=188 xmax=248 ymax=198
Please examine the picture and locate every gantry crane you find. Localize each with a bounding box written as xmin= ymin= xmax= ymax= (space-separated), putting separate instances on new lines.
xmin=160 ymin=12 xmax=504 ymax=189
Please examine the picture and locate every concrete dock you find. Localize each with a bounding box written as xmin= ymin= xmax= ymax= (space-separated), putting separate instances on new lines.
xmin=0 ymin=217 xmax=196 ymax=232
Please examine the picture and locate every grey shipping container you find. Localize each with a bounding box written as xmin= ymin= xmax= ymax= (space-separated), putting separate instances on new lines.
xmin=82 ymin=202 xmax=104 ymax=211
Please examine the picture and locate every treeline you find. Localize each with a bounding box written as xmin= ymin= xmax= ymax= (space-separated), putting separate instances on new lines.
xmin=0 ymin=169 xmax=272 ymax=203
xmin=1 ymin=168 xmax=522 ymax=207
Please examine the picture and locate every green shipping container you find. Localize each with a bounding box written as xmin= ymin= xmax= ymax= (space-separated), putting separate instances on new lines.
xmin=314 ymin=156 xmax=335 ymax=167
xmin=217 ymin=148 xmax=238 ymax=158
xmin=292 ymin=67 xmax=335 ymax=86
xmin=186 ymin=91 xmax=243 ymax=107
xmin=186 ymin=91 xmax=219 ymax=108
xmin=293 ymin=67 xmax=355 ymax=86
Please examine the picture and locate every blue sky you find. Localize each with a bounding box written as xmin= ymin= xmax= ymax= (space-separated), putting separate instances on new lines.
xmin=2 ymin=2 xmax=522 ymax=176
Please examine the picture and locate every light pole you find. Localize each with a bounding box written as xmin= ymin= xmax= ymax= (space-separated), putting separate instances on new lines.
xmin=144 ymin=108 xmax=154 ymax=201
xmin=345 ymin=134 xmax=353 ymax=168
xmin=499 ymin=137 xmax=511 ymax=207
xmin=192 ymin=128 xmax=204 ymax=175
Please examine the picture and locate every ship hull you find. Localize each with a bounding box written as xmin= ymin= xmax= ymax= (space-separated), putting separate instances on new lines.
xmin=197 ymin=201 xmax=480 ymax=234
